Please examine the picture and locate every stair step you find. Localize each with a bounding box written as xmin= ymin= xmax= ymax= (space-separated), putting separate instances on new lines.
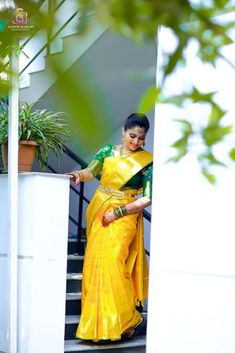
xmin=68 ymin=239 xmax=86 ymax=255
xmin=67 ymin=255 xmax=84 ymax=273
xmin=66 ymin=292 xmax=82 ymax=315
xmin=68 ymin=237 xmax=86 ymax=243
xmin=66 ymin=300 xmax=81 ymax=316
xmin=67 ymin=255 xmax=84 ymax=261
xmin=65 ymin=313 xmax=147 ymax=341
xmin=64 ymin=336 xmax=146 ymax=352
xmin=65 ymin=315 xmax=81 ymax=340
xmin=67 ymin=273 xmax=82 ymax=293
xmin=65 ymin=315 xmax=81 ymax=324
xmin=66 ymin=293 xmax=82 ymax=301
xmin=67 ymin=273 xmax=83 ymax=280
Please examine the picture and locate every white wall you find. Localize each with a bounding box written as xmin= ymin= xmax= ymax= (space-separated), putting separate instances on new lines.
xmin=0 ymin=173 xmax=70 ymax=353
xmin=147 ymin=21 xmax=235 ymax=353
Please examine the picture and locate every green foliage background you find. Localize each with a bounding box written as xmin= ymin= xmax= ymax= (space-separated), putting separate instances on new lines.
xmin=1 ymin=0 xmax=235 ymax=181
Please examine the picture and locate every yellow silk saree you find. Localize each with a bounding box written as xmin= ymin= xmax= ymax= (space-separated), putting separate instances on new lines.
xmin=76 ymin=150 xmax=153 ymax=341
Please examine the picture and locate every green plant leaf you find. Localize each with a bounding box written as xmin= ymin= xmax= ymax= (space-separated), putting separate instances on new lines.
xmin=0 ymin=101 xmax=71 ymax=169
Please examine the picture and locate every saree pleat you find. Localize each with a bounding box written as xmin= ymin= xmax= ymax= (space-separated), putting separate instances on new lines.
xmin=76 ymin=195 xmax=145 ymax=341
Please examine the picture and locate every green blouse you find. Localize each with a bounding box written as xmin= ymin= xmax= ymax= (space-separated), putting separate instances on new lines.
xmin=87 ymin=144 xmax=153 ymax=200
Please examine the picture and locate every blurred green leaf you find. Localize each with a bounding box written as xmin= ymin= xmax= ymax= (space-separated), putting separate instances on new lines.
xmin=0 ymin=19 xmax=8 ymax=31
xmin=173 ymin=119 xmax=193 ymax=134
xmin=168 ymin=145 xmax=187 ymax=162
xmin=0 ymin=78 xmax=10 ymax=97
xmin=201 ymin=167 xmax=217 ymax=184
xmin=190 ymin=87 xmax=216 ymax=103
xmin=161 ymin=87 xmax=217 ymax=107
xmin=163 ymin=36 xmax=188 ymax=78
xmin=48 ymin=57 xmax=114 ymax=154
xmin=171 ymin=136 xmax=188 ymax=148
xmin=202 ymin=125 xmax=233 ymax=146
xmin=198 ymin=150 xmax=226 ymax=167
xmin=208 ymin=104 xmax=226 ymax=126
xmin=229 ymin=148 xmax=235 ymax=161
xmin=137 ymin=86 xmax=160 ymax=114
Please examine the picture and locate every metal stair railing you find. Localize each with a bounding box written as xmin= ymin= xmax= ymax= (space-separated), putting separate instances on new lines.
xmin=20 ymin=0 xmax=80 ymax=75
xmin=4 ymin=0 xmax=69 ymax=68
xmin=19 ymin=0 xmax=67 ymax=51
xmin=46 ymin=144 xmax=151 ymax=256
xmin=2 ymin=0 xmax=79 ymax=74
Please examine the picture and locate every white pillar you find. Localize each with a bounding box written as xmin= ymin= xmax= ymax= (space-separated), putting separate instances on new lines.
xmin=0 ymin=173 xmax=70 ymax=353
xmin=147 ymin=25 xmax=235 ymax=353
xmin=7 ymin=43 xmax=19 ymax=353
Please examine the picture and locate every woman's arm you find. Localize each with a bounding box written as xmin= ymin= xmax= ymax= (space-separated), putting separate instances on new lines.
xmin=67 ymin=169 xmax=94 ymax=186
xmin=102 ymin=196 xmax=151 ymax=226
xmin=67 ymin=145 xmax=113 ymax=186
xmin=125 ymin=196 xmax=151 ymax=214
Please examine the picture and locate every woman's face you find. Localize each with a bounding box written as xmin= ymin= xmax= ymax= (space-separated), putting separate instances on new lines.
xmin=122 ymin=126 xmax=146 ymax=152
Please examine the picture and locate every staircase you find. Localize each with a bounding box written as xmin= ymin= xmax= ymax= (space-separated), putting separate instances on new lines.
xmin=20 ymin=20 xmax=106 ymax=103
xmin=64 ymin=236 xmax=147 ymax=353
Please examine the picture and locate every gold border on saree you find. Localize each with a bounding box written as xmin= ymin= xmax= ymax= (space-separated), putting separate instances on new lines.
xmin=99 ymin=184 xmax=137 ymax=197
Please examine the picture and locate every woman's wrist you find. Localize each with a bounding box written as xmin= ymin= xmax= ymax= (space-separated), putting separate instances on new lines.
xmin=74 ymin=170 xmax=84 ymax=181
xmin=113 ymin=206 xmax=128 ymax=219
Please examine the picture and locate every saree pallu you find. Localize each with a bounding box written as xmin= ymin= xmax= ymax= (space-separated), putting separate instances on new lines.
xmin=76 ymin=150 xmax=152 ymax=341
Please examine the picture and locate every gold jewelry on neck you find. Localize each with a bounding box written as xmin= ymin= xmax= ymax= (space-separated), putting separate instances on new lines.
xmin=120 ymin=145 xmax=134 ymax=156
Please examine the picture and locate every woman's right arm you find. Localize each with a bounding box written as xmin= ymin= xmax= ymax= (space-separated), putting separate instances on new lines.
xmin=67 ymin=144 xmax=113 ymax=186
xmin=67 ymin=169 xmax=94 ymax=186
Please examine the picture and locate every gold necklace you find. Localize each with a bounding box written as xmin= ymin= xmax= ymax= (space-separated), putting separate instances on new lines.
xmin=120 ymin=145 xmax=134 ymax=157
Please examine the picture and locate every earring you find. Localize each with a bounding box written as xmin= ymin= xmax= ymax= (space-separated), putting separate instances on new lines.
xmin=122 ymin=137 xmax=124 ymax=143
xmin=143 ymin=142 xmax=145 ymax=147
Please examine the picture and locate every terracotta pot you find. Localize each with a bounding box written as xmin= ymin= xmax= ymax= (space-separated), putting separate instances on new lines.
xmin=1 ymin=140 xmax=38 ymax=172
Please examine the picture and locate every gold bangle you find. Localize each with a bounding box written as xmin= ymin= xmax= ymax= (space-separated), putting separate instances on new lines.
xmin=113 ymin=206 xmax=128 ymax=218
xmin=74 ymin=170 xmax=84 ymax=181
xmin=113 ymin=207 xmax=121 ymax=218
xmin=121 ymin=206 xmax=128 ymax=216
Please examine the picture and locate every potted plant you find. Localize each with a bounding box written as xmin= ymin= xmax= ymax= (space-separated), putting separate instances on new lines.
xmin=0 ymin=101 xmax=70 ymax=172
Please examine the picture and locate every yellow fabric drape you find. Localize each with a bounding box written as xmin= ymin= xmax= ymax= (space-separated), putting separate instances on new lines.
xmin=76 ymin=149 xmax=152 ymax=341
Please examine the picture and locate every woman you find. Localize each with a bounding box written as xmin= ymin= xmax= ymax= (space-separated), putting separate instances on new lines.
xmin=68 ymin=113 xmax=153 ymax=342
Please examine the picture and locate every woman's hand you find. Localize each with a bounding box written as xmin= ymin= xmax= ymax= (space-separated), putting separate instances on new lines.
xmin=66 ymin=168 xmax=94 ymax=185
xmin=102 ymin=211 xmax=117 ymax=227
xmin=66 ymin=171 xmax=81 ymax=186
